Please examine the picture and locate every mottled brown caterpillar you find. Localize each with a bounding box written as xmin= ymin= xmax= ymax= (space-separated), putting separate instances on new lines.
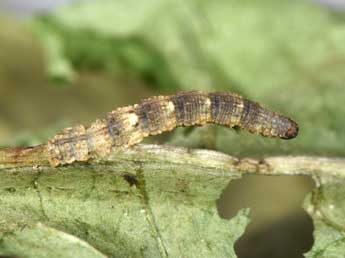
xmin=47 ymin=91 xmax=298 ymax=167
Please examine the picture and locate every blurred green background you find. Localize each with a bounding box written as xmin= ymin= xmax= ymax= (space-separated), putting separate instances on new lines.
xmin=0 ymin=0 xmax=345 ymax=257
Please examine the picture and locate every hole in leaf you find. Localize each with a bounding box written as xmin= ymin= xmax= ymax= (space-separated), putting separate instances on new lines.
xmin=217 ymin=175 xmax=315 ymax=258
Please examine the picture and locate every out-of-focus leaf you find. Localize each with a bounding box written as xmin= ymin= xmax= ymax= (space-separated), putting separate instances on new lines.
xmin=32 ymin=22 xmax=75 ymax=83
xmin=31 ymin=0 xmax=345 ymax=158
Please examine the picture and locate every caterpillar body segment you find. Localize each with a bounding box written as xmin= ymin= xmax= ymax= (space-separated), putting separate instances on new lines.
xmin=47 ymin=91 xmax=298 ymax=167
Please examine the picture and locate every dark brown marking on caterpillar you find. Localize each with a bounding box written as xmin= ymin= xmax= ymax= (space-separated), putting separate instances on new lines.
xmin=47 ymin=91 xmax=298 ymax=167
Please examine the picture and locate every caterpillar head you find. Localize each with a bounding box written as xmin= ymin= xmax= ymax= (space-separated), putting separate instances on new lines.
xmin=275 ymin=116 xmax=299 ymax=140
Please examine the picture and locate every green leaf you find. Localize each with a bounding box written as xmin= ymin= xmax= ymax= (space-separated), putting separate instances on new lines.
xmin=305 ymin=182 xmax=345 ymax=258
xmin=0 ymin=145 xmax=250 ymax=258
xmin=15 ymin=0 xmax=345 ymax=256
xmin=31 ymin=0 xmax=345 ymax=157
xmin=0 ymin=223 xmax=107 ymax=258
xmin=1 ymin=145 xmax=345 ymax=257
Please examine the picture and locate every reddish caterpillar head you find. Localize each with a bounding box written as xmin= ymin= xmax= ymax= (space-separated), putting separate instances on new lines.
xmin=254 ymin=113 xmax=299 ymax=140
xmin=274 ymin=115 xmax=299 ymax=139
xmin=237 ymin=99 xmax=299 ymax=140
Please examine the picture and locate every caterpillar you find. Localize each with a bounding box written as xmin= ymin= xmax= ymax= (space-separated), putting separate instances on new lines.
xmin=47 ymin=91 xmax=298 ymax=167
